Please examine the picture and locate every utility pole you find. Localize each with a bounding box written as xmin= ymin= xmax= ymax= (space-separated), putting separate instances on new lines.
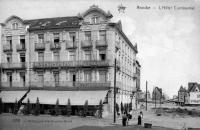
xmin=155 ymin=87 xmax=156 ymax=108
xmin=160 ymin=88 xmax=162 ymax=107
xmin=146 ymin=81 xmax=147 ymax=111
xmin=113 ymin=58 xmax=117 ymax=123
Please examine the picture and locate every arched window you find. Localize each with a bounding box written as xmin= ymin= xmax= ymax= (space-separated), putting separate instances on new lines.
xmin=12 ymin=22 xmax=18 ymax=30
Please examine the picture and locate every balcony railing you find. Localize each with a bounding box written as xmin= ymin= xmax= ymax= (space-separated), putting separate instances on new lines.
xmin=96 ymin=40 xmax=107 ymax=48
xmin=35 ymin=42 xmax=45 ymax=51
xmin=50 ymin=42 xmax=61 ymax=50
xmin=29 ymin=81 xmax=111 ymax=89
xmin=66 ymin=40 xmax=77 ymax=49
xmin=32 ymin=60 xmax=111 ymax=69
xmin=16 ymin=44 xmax=26 ymax=51
xmin=3 ymin=44 xmax=12 ymax=52
xmin=81 ymin=40 xmax=92 ymax=48
xmin=1 ymin=62 xmax=26 ymax=69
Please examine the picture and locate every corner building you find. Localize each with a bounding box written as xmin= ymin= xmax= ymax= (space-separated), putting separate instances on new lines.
xmin=0 ymin=5 xmax=140 ymax=114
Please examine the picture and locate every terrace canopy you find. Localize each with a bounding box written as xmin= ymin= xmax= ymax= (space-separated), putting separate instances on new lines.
xmin=23 ymin=90 xmax=108 ymax=105
xmin=0 ymin=91 xmax=27 ymax=103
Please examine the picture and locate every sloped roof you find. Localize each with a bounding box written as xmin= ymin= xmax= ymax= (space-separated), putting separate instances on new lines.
xmin=81 ymin=5 xmax=113 ymax=18
xmin=24 ymin=16 xmax=81 ymax=31
xmin=179 ymin=86 xmax=186 ymax=92
xmin=188 ymin=83 xmax=200 ymax=92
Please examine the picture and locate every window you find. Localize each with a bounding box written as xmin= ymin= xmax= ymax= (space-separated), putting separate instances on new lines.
xmin=53 ymin=51 xmax=60 ymax=61
xmin=20 ymin=53 xmax=26 ymax=62
xmin=7 ymin=73 xmax=12 ymax=87
xmin=7 ymin=54 xmax=12 ymax=63
xmin=38 ymin=34 xmax=44 ymax=43
xmin=20 ymin=72 xmax=25 ymax=87
xmin=84 ymin=71 xmax=92 ymax=82
xmin=37 ymin=71 xmax=44 ymax=87
xmin=20 ymin=35 xmax=25 ymax=49
xmin=6 ymin=36 xmax=12 ymax=47
xmin=38 ymin=52 xmax=44 ymax=62
xmin=99 ymin=30 xmax=106 ymax=41
xmin=99 ymin=71 xmax=107 ymax=82
xmin=69 ymin=32 xmax=76 ymax=43
xmin=91 ymin=16 xmax=99 ymax=24
xmin=99 ymin=50 xmax=106 ymax=61
xmin=70 ymin=72 xmax=76 ymax=86
xmin=69 ymin=51 xmax=76 ymax=61
xmin=85 ymin=51 xmax=91 ymax=60
xmin=12 ymin=22 xmax=18 ymax=30
xmin=53 ymin=71 xmax=59 ymax=86
xmin=85 ymin=31 xmax=91 ymax=41
xmin=54 ymin=33 xmax=60 ymax=43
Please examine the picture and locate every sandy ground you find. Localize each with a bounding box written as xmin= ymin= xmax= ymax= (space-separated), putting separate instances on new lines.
xmin=0 ymin=103 xmax=199 ymax=130
xmin=0 ymin=113 xmax=176 ymax=130
xmin=128 ymin=103 xmax=200 ymax=129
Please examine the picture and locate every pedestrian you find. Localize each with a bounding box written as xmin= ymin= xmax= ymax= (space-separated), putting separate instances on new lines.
xmin=122 ymin=112 xmax=127 ymax=126
xmin=138 ymin=111 xmax=143 ymax=125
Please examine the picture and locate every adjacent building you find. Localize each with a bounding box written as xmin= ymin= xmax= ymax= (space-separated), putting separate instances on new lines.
xmin=186 ymin=82 xmax=200 ymax=105
xmin=177 ymin=85 xmax=187 ymax=105
xmin=0 ymin=5 xmax=140 ymax=114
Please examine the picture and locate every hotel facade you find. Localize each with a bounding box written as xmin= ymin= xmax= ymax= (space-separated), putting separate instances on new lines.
xmin=0 ymin=5 xmax=140 ymax=114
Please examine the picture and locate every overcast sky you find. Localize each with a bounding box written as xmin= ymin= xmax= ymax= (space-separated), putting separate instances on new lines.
xmin=0 ymin=0 xmax=200 ymax=98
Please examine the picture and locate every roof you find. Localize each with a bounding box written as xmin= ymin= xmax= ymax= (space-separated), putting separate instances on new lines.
xmin=188 ymin=83 xmax=200 ymax=92
xmin=24 ymin=16 xmax=81 ymax=31
xmin=108 ymin=22 xmax=138 ymax=54
xmin=81 ymin=5 xmax=113 ymax=18
xmin=179 ymin=86 xmax=187 ymax=92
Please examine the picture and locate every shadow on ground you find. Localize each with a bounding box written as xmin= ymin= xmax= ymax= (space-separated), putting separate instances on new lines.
xmin=70 ymin=125 xmax=177 ymax=130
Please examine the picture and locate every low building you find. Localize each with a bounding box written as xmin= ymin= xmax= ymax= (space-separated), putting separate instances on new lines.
xmin=187 ymin=82 xmax=200 ymax=105
xmin=152 ymin=87 xmax=162 ymax=101
xmin=178 ymin=85 xmax=187 ymax=105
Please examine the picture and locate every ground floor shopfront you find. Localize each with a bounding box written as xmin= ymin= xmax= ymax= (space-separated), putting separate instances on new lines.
xmin=0 ymin=88 xmax=137 ymax=116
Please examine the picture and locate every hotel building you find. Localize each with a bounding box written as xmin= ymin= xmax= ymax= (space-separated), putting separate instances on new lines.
xmin=0 ymin=5 xmax=140 ymax=114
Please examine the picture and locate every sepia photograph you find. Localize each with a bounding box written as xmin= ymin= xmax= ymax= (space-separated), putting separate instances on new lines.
xmin=0 ymin=0 xmax=200 ymax=129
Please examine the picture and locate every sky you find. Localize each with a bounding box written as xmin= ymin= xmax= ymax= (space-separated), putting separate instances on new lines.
xmin=0 ymin=0 xmax=200 ymax=98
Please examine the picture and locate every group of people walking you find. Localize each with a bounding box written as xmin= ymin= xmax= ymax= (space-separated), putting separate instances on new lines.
xmin=122 ymin=111 xmax=143 ymax=126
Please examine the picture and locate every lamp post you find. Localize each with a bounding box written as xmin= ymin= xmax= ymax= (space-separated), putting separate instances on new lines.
xmin=114 ymin=58 xmax=117 ymax=123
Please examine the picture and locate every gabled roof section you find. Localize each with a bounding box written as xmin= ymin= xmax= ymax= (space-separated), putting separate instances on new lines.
xmin=179 ymin=85 xmax=186 ymax=92
xmin=24 ymin=16 xmax=81 ymax=31
xmin=81 ymin=5 xmax=113 ymax=19
xmin=5 ymin=15 xmax=24 ymax=23
xmin=1 ymin=15 xmax=25 ymax=26
xmin=188 ymin=83 xmax=200 ymax=92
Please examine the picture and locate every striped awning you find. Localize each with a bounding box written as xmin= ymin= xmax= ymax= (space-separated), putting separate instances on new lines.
xmin=23 ymin=90 xmax=108 ymax=105
xmin=0 ymin=91 xmax=27 ymax=103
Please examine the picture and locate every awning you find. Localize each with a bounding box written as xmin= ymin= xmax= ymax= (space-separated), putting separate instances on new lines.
xmin=23 ymin=90 xmax=108 ymax=105
xmin=0 ymin=91 xmax=27 ymax=103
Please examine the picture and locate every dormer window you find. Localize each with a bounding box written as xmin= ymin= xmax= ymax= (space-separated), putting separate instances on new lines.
xmin=12 ymin=22 xmax=18 ymax=30
xmin=91 ymin=16 xmax=99 ymax=24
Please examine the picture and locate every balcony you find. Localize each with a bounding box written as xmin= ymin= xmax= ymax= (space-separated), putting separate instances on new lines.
xmin=1 ymin=62 xmax=26 ymax=70
xmin=96 ymin=40 xmax=107 ymax=48
xmin=81 ymin=40 xmax=92 ymax=48
xmin=66 ymin=40 xmax=77 ymax=49
xmin=50 ymin=42 xmax=61 ymax=50
xmin=35 ymin=43 xmax=45 ymax=51
xmin=3 ymin=44 xmax=12 ymax=52
xmin=32 ymin=60 xmax=111 ymax=69
xmin=29 ymin=81 xmax=111 ymax=90
xmin=16 ymin=44 xmax=26 ymax=51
